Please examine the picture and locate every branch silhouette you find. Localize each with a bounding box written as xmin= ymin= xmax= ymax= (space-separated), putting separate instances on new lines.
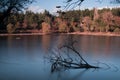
xmin=49 ymin=36 xmax=99 ymax=73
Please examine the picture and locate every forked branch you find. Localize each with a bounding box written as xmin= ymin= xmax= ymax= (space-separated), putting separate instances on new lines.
xmin=50 ymin=36 xmax=99 ymax=73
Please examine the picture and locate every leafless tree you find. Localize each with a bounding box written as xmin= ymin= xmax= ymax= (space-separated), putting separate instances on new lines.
xmin=64 ymin=0 xmax=84 ymax=10
xmin=64 ymin=0 xmax=120 ymax=10
xmin=0 ymin=0 xmax=34 ymax=25
xmin=110 ymin=0 xmax=120 ymax=3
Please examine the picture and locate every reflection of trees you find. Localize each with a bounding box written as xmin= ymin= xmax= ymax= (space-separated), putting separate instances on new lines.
xmin=41 ymin=35 xmax=51 ymax=53
xmin=7 ymin=36 xmax=41 ymax=60
xmin=80 ymin=36 xmax=90 ymax=54
xmin=7 ymin=36 xmax=13 ymax=53
xmin=105 ymin=37 xmax=111 ymax=56
xmin=57 ymin=34 xmax=66 ymax=47
xmin=24 ymin=36 xmax=39 ymax=58
xmin=92 ymin=37 xmax=111 ymax=57
xmin=79 ymin=36 xmax=111 ymax=57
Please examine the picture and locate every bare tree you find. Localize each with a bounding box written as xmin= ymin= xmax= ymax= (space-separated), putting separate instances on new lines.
xmin=64 ymin=0 xmax=84 ymax=10
xmin=0 ymin=0 xmax=34 ymax=26
xmin=64 ymin=0 xmax=120 ymax=10
xmin=110 ymin=0 xmax=120 ymax=3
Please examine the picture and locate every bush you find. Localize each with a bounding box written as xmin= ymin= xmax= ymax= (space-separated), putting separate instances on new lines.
xmin=58 ymin=22 xmax=67 ymax=32
xmin=114 ymin=28 xmax=120 ymax=34
xmin=42 ymin=22 xmax=51 ymax=33
xmin=7 ymin=23 xmax=15 ymax=33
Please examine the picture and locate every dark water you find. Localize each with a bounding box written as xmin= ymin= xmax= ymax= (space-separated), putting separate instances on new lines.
xmin=0 ymin=34 xmax=120 ymax=80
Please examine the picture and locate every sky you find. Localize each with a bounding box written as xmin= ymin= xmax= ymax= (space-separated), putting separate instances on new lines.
xmin=27 ymin=0 xmax=120 ymax=13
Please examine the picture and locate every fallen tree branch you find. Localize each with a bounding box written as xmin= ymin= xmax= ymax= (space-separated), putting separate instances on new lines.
xmin=50 ymin=36 xmax=99 ymax=73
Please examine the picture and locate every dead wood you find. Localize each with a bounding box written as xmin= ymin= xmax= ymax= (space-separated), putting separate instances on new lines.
xmin=50 ymin=36 xmax=99 ymax=73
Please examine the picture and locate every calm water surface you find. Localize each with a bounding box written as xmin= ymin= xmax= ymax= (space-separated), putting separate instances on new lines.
xmin=0 ymin=34 xmax=120 ymax=80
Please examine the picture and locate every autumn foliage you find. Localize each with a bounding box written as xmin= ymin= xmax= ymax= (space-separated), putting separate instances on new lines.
xmin=0 ymin=7 xmax=120 ymax=34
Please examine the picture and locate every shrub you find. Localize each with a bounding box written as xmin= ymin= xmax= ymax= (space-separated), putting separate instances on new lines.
xmin=7 ymin=23 xmax=15 ymax=33
xmin=114 ymin=28 xmax=120 ymax=34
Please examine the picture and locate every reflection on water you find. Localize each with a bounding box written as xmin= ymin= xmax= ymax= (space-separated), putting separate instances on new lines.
xmin=0 ymin=34 xmax=120 ymax=80
xmin=42 ymin=35 xmax=51 ymax=53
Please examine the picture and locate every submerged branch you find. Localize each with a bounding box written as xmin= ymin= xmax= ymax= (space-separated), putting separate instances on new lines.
xmin=50 ymin=36 xmax=99 ymax=73
xmin=61 ymin=45 xmax=89 ymax=65
xmin=51 ymin=57 xmax=99 ymax=73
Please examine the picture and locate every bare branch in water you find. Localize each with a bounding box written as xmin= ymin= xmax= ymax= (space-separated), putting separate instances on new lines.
xmin=49 ymin=36 xmax=99 ymax=73
xmin=46 ymin=35 xmax=119 ymax=73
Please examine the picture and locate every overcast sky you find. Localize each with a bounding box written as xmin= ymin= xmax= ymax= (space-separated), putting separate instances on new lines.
xmin=27 ymin=0 xmax=120 ymax=13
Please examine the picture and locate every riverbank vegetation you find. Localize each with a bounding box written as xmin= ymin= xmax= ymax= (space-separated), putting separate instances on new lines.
xmin=0 ymin=7 xmax=120 ymax=34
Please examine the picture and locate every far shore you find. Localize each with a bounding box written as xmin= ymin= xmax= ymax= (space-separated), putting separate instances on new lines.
xmin=0 ymin=33 xmax=44 ymax=36
xmin=0 ymin=32 xmax=120 ymax=37
xmin=68 ymin=32 xmax=120 ymax=37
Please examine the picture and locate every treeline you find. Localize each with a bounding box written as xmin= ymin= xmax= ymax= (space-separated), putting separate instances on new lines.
xmin=0 ymin=7 xmax=120 ymax=34
xmin=61 ymin=8 xmax=120 ymax=33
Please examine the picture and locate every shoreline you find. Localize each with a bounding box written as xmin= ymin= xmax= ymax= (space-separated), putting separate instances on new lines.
xmin=68 ymin=32 xmax=120 ymax=37
xmin=0 ymin=32 xmax=120 ymax=37
xmin=0 ymin=33 xmax=45 ymax=36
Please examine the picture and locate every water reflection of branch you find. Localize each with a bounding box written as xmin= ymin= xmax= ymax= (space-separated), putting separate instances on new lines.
xmin=69 ymin=69 xmax=88 ymax=80
xmin=110 ymin=64 xmax=119 ymax=72
xmin=93 ymin=61 xmax=119 ymax=72
xmin=49 ymin=69 xmax=88 ymax=80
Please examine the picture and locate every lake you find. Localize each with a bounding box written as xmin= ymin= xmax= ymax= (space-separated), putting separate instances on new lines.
xmin=0 ymin=34 xmax=120 ymax=80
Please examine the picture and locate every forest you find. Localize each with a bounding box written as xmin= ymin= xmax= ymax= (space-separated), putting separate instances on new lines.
xmin=0 ymin=7 xmax=120 ymax=34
